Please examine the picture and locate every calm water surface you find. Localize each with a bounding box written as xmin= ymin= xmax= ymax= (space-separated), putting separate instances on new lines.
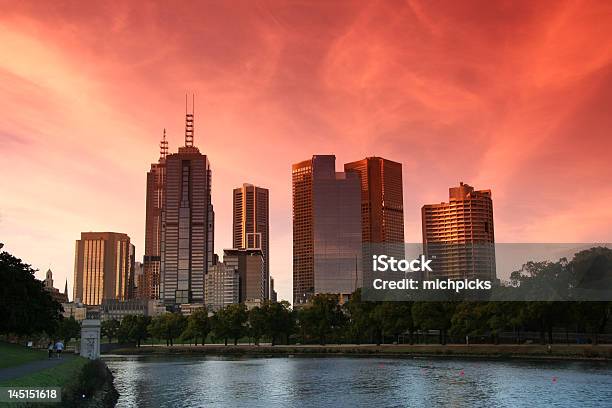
xmin=103 ymin=355 xmax=612 ymax=407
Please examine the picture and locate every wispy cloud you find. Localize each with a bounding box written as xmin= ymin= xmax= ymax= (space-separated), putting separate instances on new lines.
xmin=0 ymin=0 xmax=610 ymax=302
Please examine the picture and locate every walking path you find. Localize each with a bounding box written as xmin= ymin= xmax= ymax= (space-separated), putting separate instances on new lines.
xmin=0 ymin=354 xmax=75 ymax=382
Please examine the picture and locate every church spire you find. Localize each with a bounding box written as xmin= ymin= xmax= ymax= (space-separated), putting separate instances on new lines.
xmin=185 ymin=93 xmax=194 ymax=147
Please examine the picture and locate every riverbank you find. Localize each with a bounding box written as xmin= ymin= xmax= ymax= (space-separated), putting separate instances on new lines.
xmin=0 ymin=342 xmax=118 ymax=407
xmin=108 ymin=343 xmax=612 ymax=361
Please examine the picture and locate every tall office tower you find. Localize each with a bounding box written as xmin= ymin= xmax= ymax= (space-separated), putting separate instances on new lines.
xmin=270 ymin=277 xmax=278 ymax=302
xmin=421 ymin=182 xmax=496 ymax=280
xmin=292 ymin=155 xmax=362 ymax=306
xmin=223 ymin=248 xmax=265 ymax=303
xmin=128 ymin=243 xmax=136 ymax=299
xmin=133 ymin=261 xmax=144 ymax=298
xmin=143 ymin=130 xmax=168 ymax=300
xmin=344 ymin=157 xmax=404 ymax=244
xmin=160 ymin=98 xmax=215 ymax=306
xmin=232 ymin=184 xmax=270 ymax=299
xmin=73 ymin=232 xmax=134 ymax=306
xmin=205 ymin=261 xmax=239 ymax=311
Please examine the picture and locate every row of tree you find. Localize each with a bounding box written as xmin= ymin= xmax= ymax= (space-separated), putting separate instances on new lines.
xmin=101 ymin=300 xmax=295 ymax=347
xmin=99 ymin=293 xmax=610 ymax=347
xmin=2 ymin=244 xmax=612 ymax=346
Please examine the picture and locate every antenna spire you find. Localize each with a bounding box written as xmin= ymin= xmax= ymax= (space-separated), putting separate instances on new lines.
xmin=159 ymin=128 xmax=168 ymax=160
xmin=185 ymin=93 xmax=194 ymax=147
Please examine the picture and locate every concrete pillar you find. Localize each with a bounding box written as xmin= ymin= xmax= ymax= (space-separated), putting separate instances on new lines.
xmin=80 ymin=319 xmax=101 ymax=360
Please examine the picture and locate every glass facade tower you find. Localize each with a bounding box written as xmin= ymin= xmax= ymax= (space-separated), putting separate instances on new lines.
xmin=292 ymin=155 xmax=362 ymax=306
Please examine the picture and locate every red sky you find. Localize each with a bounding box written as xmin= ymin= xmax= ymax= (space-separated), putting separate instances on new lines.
xmin=1 ymin=0 xmax=611 ymax=303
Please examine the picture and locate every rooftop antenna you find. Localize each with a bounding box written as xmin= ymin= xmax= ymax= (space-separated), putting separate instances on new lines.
xmin=185 ymin=93 xmax=194 ymax=147
xmin=159 ymin=128 xmax=168 ymax=160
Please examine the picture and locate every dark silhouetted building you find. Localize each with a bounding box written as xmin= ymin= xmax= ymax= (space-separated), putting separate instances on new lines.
xmin=43 ymin=269 xmax=68 ymax=303
xmin=142 ymin=130 xmax=168 ymax=300
xmin=270 ymin=276 xmax=278 ymax=302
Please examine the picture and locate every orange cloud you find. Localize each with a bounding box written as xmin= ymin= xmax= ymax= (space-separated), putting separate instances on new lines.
xmin=1 ymin=0 xmax=610 ymax=302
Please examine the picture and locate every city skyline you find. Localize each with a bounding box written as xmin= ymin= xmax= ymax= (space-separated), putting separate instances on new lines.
xmin=1 ymin=1 xmax=611 ymax=304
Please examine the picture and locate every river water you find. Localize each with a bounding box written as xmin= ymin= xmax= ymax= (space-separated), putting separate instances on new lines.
xmin=103 ymin=355 xmax=612 ymax=407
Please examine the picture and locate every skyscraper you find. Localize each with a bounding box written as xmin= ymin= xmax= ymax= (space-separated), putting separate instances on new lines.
xmin=232 ymin=184 xmax=269 ymax=298
xmin=292 ymin=155 xmax=362 ymax=306
xmin=73 ymin=232 xmax=134 ymax=305
xmin=142 ymin=130 xmax=168 ymax=300
xmin=133 ymin=261 xmax=144 ymax=299
xmin=160 ymin=98 xmax=215 ymax=306
xmin=205 ymin=261 xmax=239 ymax=312
xmin=223 ymin=248 xmax=265 ymax=303
xmin=270 ymin=276 xmax=278 ymax=302
xmin=421 ymin=182 xmax=496 ymax=280
xmin=344 ymin=157 xmax=404 ymax=244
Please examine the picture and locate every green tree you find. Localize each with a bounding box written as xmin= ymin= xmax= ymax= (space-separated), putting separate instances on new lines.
xmin=344 ymin=289 xmax=379 ymax=344
xmin=570 ymin=247 xmax=612 ymax=300
xmin=450 ymin=302 xmax=486 ymax=342
xmin=181 ymin=308 xmax=211 ymax=345
xmin=265 ymin=300 xmax=294 ymax=346
xmin=0 ymin=247 xmax=62 ymax=336
xmin=212 ymin=304 xmax=248 ymax=346
xmin=148 ymin=313 xmax=186 ymax=346
xmin=371 ymin=302 xmax=414 ymax=344
xmin=211 ymin=309 xmax=231 ymax=346
xmin=248 ymin=305 xmax=267 ymax=345
xmin=575 ymin=302 xmax=611 ymax=345
xmin=56 ymin=316 xmax=81 ymax=343
xmin=412 ymin=302 xmax=455 ymax=345
xmin=124 ymin=315 xmax=151 ymax=347
xmin=101 ymin=319 xmax=120 ymax=343
xmin=299 ymin=294 xmax=346 ymax=345
xmin=228 ymin=304 xmax=248 ymax=345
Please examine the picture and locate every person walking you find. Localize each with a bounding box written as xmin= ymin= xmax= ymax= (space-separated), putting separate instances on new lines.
xmin=54 ymin=340 xmax=64 ymax=359
xmin=47 ymin=341 xmax=54 ymax=359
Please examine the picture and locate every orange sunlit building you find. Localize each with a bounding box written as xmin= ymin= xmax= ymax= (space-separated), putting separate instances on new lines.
xmin=421 ymin=182 xmax=496 ymax=280
xmin=73 ymin=232 xmax=134 ymax=306
xmin=344 ymin=157 xmax=404 ymax=245
xmin=232 ymin=183 xmax=270 ymax=299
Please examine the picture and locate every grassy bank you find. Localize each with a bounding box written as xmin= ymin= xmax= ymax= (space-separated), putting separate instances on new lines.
xmin=108 ymin=343 xmax=612 ymax=361
xmin=0 ymin=342 xmax=47 ymax=369
xmin=0 ymin=343 xmax=118 ymax=407
xmin=0 ymin=356 xmax=88 ymax=388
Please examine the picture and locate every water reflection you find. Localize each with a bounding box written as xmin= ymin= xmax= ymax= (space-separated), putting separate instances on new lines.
xmin=103 ymin=355 xmax=612 ymax=407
